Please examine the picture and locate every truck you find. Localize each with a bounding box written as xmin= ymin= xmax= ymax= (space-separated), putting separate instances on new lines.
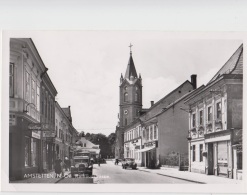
xmin=70 ymin=151 xmax=93 ymax=178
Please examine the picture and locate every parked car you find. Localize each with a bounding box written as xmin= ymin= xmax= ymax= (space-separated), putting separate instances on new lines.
xmin=122 ymin=158 xmax=137 ymax=169
xmin=70 ymin=156 xmax=93 ymax=178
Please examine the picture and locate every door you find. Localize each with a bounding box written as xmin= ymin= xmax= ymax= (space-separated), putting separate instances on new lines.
xmin=207 ymin=143 xmax=214 ymax=175
xmin=217 ymin=141 xmax=228 ymax=177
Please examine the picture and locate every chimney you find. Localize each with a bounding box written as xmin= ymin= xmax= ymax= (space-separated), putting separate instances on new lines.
xmin=151 ymin=101 xmax=154 ymax=107
xmin=191 ymin=74 xmax=197 ymax=89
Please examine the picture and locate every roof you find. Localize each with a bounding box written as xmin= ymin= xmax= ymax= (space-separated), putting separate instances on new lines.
xmin=62 ymin=107 xmax=72 ymax=122
xmin=124 ymin=52 xmax=138 ymax=79
xmin=208 ymin=44 xmax=243 ymax=84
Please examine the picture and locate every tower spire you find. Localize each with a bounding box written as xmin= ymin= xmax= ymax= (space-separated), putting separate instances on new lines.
xmin=125 ymin=43 xmax=137 ymax=79
xmin=129 ymin=43 xmax=133 ymax=56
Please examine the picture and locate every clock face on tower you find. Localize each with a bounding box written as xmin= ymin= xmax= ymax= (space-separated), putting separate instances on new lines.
xmin=124 ymin=110 xmax=128 ymax=115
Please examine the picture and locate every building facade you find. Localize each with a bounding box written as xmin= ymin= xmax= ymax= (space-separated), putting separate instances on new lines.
xmin=185 ymin=44 xmax=243 ymax=179
xmin=9 ymin=38 xmax=57 ymax=180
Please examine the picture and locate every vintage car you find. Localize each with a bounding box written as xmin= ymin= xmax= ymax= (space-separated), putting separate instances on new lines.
xmin=122 ymin=158 xmax=137 ymax=169
xmin=71 ymin=155 xmax=93 ymax=178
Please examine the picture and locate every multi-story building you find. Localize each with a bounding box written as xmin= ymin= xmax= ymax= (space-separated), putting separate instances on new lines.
xmin=55 ymin=103 xmax=77 ymax=162
xmin=118 ymin=46 xmax=198 ymax=168
xmin=9 ymin=38 xmax=57 ymax=180
xmin=184 ymin=44 xmax=243 ymax=179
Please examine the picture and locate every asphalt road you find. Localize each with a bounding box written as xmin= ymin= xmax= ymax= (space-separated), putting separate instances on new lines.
xmin=93 ymin=160 xmax=195 ymax=184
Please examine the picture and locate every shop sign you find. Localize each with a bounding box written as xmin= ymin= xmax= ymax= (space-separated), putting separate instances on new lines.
xmin=43 ymin=131 xmax=56 ymax=138
xmin=32 ymin=130 xmax=41 ymax=139
xmin=9 ymin=114 xmax=16 ymax=126
xmin=144 ymin=141 xmax=158 ymax=148
xmin=28 ymin=123 xmax=53 ymax=131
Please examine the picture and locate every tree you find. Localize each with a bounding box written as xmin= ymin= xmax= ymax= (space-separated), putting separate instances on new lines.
xmin=78 ymin=131 xmax=85 ymax=137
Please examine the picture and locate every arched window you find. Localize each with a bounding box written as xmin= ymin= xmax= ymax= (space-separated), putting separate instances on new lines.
xmin=124 ymin=93 xmax=128 ymax=102
xmin=135 ymin=92 xmax=139 ymax=102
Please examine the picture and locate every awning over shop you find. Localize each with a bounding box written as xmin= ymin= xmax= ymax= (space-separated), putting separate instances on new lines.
xmin=138 ymin=146 xmax=155 ymax=152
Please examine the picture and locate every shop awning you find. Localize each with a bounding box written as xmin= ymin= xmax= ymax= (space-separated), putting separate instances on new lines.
xmin=138 ymin=146 xmax=155 ymax=152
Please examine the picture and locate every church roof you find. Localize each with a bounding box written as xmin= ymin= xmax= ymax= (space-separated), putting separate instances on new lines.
xmin=208 ymin=44 xmax=243 ymax=84
xmin=124 ymin=52 xmax=138 ymax=79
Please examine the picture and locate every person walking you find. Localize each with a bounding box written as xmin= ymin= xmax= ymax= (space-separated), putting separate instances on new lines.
xmin=64 ymin=157 xmax=70 ymax=171
xmin=54 ymin=157 xmax=62 ymax=178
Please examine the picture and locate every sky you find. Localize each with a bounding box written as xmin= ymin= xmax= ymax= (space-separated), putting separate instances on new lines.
xmin=7 ymin=31 xmax=242 ymax=136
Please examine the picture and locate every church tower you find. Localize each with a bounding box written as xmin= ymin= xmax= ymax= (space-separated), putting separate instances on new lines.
xmin=119 ymin=44 xmax=142 ymax=127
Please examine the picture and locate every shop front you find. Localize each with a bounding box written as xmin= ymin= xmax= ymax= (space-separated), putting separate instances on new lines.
xmin=139 ymin=140 xmax=158 ymax=168
xmin=9 ymin=116 xmax=42 ymax=180
xmin=205 ymin=130 xmax=232 ymax=178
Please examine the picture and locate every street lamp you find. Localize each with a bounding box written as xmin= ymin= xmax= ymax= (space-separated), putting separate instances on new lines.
xmin=23 ymin=102 xmax=36 ymax=113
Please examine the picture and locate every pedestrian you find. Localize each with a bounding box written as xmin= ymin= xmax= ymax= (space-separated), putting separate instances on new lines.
xmin=98 ymin=158 xmax=100 ymax=167
xmin=54 ymin=157 xmax=62 ymax=178
xmin=64 ymin=157 xmax=70 ymax=171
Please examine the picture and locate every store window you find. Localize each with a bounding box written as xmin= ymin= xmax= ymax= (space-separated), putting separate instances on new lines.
xmin=25 ymin=137 xmax=31 ymax=167
xmin=216 ymin=102 xmax=222 ymax=120
xmin=208 ymin=106 xmax=212 ymax=122
xmin=192 ymin=145 xmax=196 ymax=162
xmin=31 ymin=138 xmax=38 ymax=167
xmin=200 ymin=144 xmax=203 ymax=162
xmin=9 ymin=63 xmax=14 ymax=97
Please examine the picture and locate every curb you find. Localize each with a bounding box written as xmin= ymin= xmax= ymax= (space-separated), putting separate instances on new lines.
xmin=138 ymin=169 xmax=205 ymax=184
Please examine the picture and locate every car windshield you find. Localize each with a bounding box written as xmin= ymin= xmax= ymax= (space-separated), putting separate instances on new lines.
xmin=74 ymin=159 xmax=88 ymax=163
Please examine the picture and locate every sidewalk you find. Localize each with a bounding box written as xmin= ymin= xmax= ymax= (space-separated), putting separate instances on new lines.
xmin=137 ymin=166 xmax=242 ymax=184
xmin=9 ymin=170 xmax=71 ymax=183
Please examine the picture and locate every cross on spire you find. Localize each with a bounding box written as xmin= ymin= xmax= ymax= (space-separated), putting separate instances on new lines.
xmin=129 ymin=43 xmax=133 ymax=54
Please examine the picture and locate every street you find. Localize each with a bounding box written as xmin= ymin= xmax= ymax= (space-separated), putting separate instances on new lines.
xmin=56 ymin=160 xmax=195 ymax=184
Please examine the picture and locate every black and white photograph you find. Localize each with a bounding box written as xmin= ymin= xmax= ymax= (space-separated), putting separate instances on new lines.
xmin=1 ymin=2 xmax=247 ymax=193
xmin=1 ymin=31 xmax=244 ymax=191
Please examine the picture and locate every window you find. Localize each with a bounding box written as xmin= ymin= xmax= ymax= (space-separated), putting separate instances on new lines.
xmin=207 ymin=106 xmax=212 ymax=122
xmin=84 ymin=143 xmax=86 ymax=147
xmin=192 ymin=145 xmax=196 ymax=162
xmin=9 ymin=63 xmax=14 ymax=97
xmin=25 ymin=137 xmax=31 ymax=167
xmin=200 ymin=144 xmax=203 ymax=162
xmin=154 ymin=126 xmax=157 ymax=139
xmin=199 ymin=110 xmax=203 ymax=125
xmin=55 ymin=126 xmax=58 ymax=137
xmin=143 ymin=128 xmax=145 ymax=138
xmin=135 ymin=92 xmax=139 ymax=102
xmin=150 ymin=126 xmax=153 ymax=140
xmin=146 ymin=128 xmax=149 ymax=140
xmin=31 ymin=79 xmax=36 ymax=104
xmin=216 ymin=102 xmax=222 ymax=120
xmin=124 ymin=93 xmax=128 ymax=102
xmin=25 ymin=71 xmax=30 ymax=102
xmin=125 ymin=118 xmax=127 ymax=126
xmin=36 ymin=85 xmax=40 ymax=111
xmin=192 ymin=113 xmax=196 ymax=127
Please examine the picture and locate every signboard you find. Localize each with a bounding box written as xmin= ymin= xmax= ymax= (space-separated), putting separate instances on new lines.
xmin=135 ymin=146 xmax=140 ymax=149
xmin=32 ymin=131 xmax=41 ymax=139
xmin=28 ymin=123 xmax=53 ymax=131
xmin=43 ymin=131 xmax=56 ymax=138
xmin=9 ymin=114 xmax=16 ymax=126
xmin=144 ymin=140 xmax=158 ymax=148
